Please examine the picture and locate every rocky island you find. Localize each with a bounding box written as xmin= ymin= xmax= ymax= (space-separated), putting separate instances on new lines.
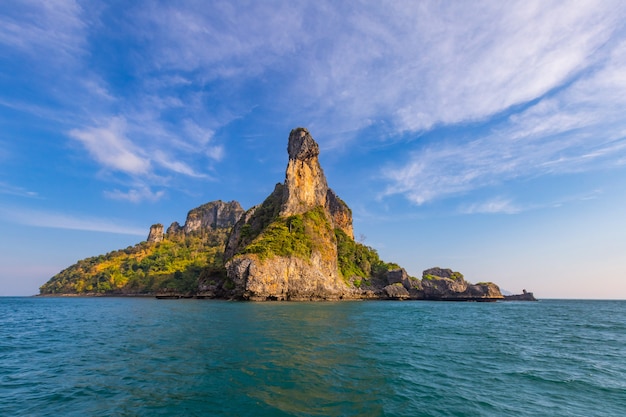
xmin=40 ymin=128 xmax=529 ymax=301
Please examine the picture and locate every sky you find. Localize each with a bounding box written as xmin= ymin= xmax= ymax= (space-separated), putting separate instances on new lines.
xmin=1 ymin=1 xmax=625 ymax=298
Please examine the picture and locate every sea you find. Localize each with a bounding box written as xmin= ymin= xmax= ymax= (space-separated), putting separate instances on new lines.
xmin=1 ymin=298 xmax=624 ymax=417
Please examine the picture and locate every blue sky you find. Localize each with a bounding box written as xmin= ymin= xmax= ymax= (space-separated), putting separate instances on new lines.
xmin=1 ymin=1 xmax=626 ymax=298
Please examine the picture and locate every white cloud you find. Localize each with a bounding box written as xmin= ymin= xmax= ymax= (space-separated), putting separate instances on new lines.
xmin=205 ymin=145 xmax=225 ymax=162
xmin=152 ymin=150 xmax=208 ymax=178
xmin=183 ymin=120 xmax=214 ymax=147
xmin=0 ymin=205 xmax=146 ymax=236
xmin=104 ymin=187 xmax=165 ymax=203
xmin=68 ymin=117 xmax=151 ymax=175
xmin=67 ymin=112 xmax=222 ymax=201
xmin=140 ymin=1 xmax=304 ymax=76
xmin=0 ymin=0 xmax=86 ymax=60
xmin=382 ymin=37 xmax=626 ymax=205
xmin=266 ymin=0 xmax=625 ymax=135
xmin=5 ymin=1 xmax=626 ymax=208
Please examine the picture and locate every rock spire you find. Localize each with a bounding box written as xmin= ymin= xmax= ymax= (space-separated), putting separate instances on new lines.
xmin=281 ymin=128 xmax=353 ymax=238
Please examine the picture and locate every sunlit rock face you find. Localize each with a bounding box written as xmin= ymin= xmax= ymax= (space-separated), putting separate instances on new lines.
xmin=280 ymin=128 xmax=328 ymax=216
xmin=226 ymin=252 xmax=345 ymax=301
xmin=182 ymin=200 xmax=244 ymax=234
xmin=147 ymin=224 xmax=164 ymax=243
xmin=281 ymin=128 xmax=353 ymax=238
xmin=224 ymin=128 xmax=354 ymax=300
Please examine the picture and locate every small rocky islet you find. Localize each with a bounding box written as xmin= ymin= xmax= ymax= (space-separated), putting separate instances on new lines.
xmin=40 ymin=128 xmax=534 ymax=301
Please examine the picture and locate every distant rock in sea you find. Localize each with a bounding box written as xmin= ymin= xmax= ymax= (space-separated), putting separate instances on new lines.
xmin=503 ymin=289 xmax=537 ymax=301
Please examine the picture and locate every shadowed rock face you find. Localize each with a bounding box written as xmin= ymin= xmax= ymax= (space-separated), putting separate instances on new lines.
xmin=287 ymin=127 xmax=320 ymax=161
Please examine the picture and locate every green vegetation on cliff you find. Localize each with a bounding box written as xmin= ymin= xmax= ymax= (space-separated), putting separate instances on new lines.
xmin=240 ymin=206 xmax=335 ymax=262
xmin=232 ymin=201 xmax=400 ymax=288
xmin=39 ymin=229 xmax=230 ymax=295
xmin=335 ymin=228 xmax=399 ymax=285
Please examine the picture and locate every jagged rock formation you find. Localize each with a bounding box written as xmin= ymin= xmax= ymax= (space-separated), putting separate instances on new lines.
xmin=182 ymin=201 xmax=244 ymax=234
xmin=219 ymin=129 xmax=505 ymax=301
xmin=420 ymin=267 xmax=503 ymax=301
xmin=224 ymin=128 xmax=360 ymax=300
xmin=281 ymin=128 xmax=353 ymax=238
xmin=40 ymin=127 xmax=510 ymax=301
xmin=147 ymin=224 xmax=164 ymax=243
xmin=150 ymin=200 xmax=244 ymax=243
xmin=39 ymin=201 xmax=243 ymax=296
xmin=385 ymin=268 xmax=423 ymax=298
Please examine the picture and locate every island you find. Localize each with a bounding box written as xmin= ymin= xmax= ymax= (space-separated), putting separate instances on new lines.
xmin=40 ymin=128 xmax=533 ymax=301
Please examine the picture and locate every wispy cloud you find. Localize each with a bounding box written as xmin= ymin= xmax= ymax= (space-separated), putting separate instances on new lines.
xmin=460 ymin=189 xmax=603 ymax=215
xmin=103 ymin=187 xmax=165 ymax=204
xmin=383 ymin=36 xmax=626 ymax=205
xmin=139 ymin=1 xmax=304 ymax=76
xmin=0 ymin=181 xmax=39 ymax=198
xmin=261 ymin=1 xmax=625 ymax=136
xmin=460 ymin=198 xmax=521 ymax=215
xmin=0 ymin=0 xmax=86 ymax=60
xmin=3 ymin=1 xmax=626 ymax=206
xmin=0 ymin=205 xmax=146 ymax=236
xmin=68 ymin=117 xmax=151 ymax=175
xmin=67 ymin=114 xmax=220 ymax=201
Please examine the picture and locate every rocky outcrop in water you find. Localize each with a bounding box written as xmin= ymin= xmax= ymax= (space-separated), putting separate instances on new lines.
xmin=420 ymin=268 xmax=503 ymax=301
xmin=503 ymin=290 xmax=537 ymax=301
xmin=221 ymin=129 xmax=505 ymax=301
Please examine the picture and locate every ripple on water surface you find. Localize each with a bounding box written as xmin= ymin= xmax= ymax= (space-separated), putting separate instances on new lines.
xmin=1 ymin=298 xmax=625 ymax=416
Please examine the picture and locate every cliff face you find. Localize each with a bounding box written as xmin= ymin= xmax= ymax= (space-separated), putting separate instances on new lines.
xmin=224 ymin=128 xmax=355 ymax=300
xmin=281 ymin=128 xmax=353 ymax=238
xmin=147 ymin=224 xmax=164 ymax=243
xmin=221 ymin=128 xmax=505 ymax=301
xmin=183 ymin=200 xmax=244 ymax=234
xmin=226 ymin=252 xmax=344 ymax=301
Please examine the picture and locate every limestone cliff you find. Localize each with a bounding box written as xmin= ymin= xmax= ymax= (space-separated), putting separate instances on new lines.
xmin=223 ymin=128 xmax=357 ymax=300
xmin=281 ymin=128 xmax=353 ymax=238
xmin=147 ymin=223 xmax=164 ymax=243
xmin=220 ymin=128 xmax=506 ymax=301
xmin=182 ymin=200 xmax=244 ymax=234
xmin=149 ymin=200 xmax=244 ymax=241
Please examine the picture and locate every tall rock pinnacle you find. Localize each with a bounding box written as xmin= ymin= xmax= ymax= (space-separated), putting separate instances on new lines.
xmin=280 ymin=128 xmax=353 ymax=238
xmin=280 ymin=128 xmax=330 ymax=217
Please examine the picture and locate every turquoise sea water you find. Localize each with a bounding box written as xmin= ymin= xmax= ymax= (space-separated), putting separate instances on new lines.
xmin=1 ymin=298 xmax=624 ymax=416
